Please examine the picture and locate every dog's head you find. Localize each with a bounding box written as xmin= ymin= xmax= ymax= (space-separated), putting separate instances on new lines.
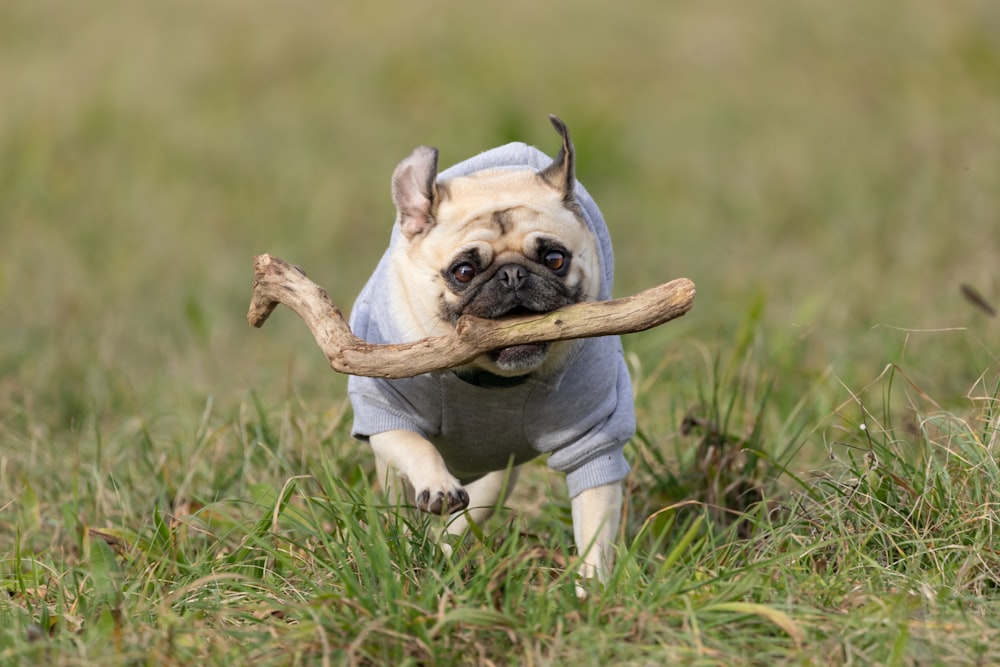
xmin=385 ymin=116 xmax=602 ymax=377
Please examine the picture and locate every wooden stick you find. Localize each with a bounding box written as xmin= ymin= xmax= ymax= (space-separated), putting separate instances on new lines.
xmin=248 ymin=254 xmax=695 ymax=379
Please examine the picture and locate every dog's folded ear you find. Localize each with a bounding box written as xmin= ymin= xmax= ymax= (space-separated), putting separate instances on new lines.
xmin=392 ymin=145 xmax=439 ymax=238
xmin=538 ymin=115 xmax=576 ymax=203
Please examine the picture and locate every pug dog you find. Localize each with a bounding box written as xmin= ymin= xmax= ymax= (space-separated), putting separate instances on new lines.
xmin=348 ymin=116 xmax=635 ymax=586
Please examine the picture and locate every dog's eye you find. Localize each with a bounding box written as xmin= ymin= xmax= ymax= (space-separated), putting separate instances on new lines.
xmin=543 ymin=250 xmax=566 ymax=272
xmin=452 ymin=263 xmax=477 ymax=283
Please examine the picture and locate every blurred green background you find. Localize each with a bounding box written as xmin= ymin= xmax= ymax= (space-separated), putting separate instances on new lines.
xmin=2 ymin=0 xmax=998 ymax=461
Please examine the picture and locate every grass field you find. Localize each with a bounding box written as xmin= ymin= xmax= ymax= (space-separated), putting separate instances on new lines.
xmin=2 ymin=0 xmax=1000 ymax=664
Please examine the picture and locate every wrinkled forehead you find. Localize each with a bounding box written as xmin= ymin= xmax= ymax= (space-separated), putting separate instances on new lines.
xmin=436 ymin=167 xmax=546 ymax=205
xmin=434 ymin=168 xmax=591 ymax=242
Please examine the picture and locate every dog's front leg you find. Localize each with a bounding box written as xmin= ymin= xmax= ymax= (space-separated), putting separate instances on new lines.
xmin=369 ymin=429 xmax=469 ymax=515
xmin=571 ymin=481 xmax=623 ymax=587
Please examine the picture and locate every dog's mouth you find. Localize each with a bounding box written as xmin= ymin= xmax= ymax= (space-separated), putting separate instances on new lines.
xmin=465 ymin=303 xmax=563 ymax=375
xmin=496 ymin=305 xmax=540 ymax=319
xmin=485 ymin=306 xmax=551 ymax=370
xmin=488 ymin=343 xmax=549 ymax=367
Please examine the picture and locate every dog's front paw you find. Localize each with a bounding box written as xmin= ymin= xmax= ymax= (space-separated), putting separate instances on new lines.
xmin=415 ymin=484 xmax=469 ymax=515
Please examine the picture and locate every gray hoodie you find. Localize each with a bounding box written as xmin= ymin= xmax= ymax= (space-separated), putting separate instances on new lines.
xmin=348 ymin=142 xmax=634 ymax=498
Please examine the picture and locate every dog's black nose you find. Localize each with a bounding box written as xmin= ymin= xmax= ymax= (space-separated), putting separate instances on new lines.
xmin=496 ymin=264 xmax=528 ymax=290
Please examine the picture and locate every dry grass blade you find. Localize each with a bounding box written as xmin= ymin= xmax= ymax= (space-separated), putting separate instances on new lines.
xmin=960 ymin=283 xmax=997 ymax=317
xmin=700 ymin=602 xmax=805 ymax=648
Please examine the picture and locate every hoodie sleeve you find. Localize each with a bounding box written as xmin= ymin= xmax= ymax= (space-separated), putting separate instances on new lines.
xmin=349 ymin=374 xmax=440 ymax=440
xmin=347 ymin=261 xmax=442 ymax=441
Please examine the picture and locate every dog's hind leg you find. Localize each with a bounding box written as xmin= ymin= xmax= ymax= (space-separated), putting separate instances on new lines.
xmin=443 ymin=467 xmax=520 ymax=538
